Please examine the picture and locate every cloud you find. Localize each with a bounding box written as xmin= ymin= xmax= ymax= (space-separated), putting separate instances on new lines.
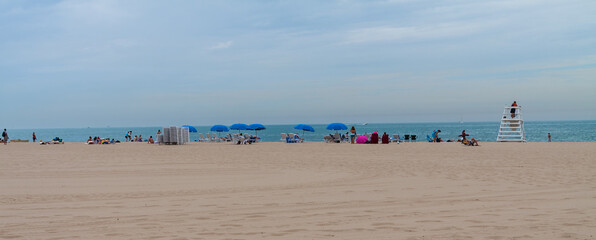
xmin=209 ymin=41 xmax=233 ymax=49
xmin=343 ymin=21 xmax=494 ymax=44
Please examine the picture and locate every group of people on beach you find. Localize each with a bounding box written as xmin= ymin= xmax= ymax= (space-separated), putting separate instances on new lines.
xmin=336 ymin=126 xmax=479 ymax=146
xmin=124 ymin=131 xmax=145 ymax=142
xmin=84 ymin=130 xmax=159 ymax=145
xmin=87 ymin=136 xmax=119 ymax=145
xmin=125 ymin=130 xmax=159 ymax=143
xmin=429 ymin=129 xmax=478 ymax=145
xmin=331 ymin=126 xmax=400 ymax=144
xmin=2 ymin=130 xmax=60 ymax=145
xmin=336 ymin=129 xmax=392 ymax=144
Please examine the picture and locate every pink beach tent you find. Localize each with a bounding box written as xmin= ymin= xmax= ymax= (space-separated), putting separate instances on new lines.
xmin=356 ymin=135 xmax=368 ymax=144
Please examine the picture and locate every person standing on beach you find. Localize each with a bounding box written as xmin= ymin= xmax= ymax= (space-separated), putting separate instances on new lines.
xmin=548 ymin=133 xmax=551 ymax=142
xmin=2 ymin=129 xmax=8 ymax=145
xmin=460 ymin=130 xmax=468 ymax=141
xmin=32 ymin=132 xmax=37 ymax=142
xmin=432 ymin=130 xmax=441 ymax=142
xmin=510 ymin=101 xmax=518 ymax=118
xmin=350 ymin=126 xmax=356 ymax=144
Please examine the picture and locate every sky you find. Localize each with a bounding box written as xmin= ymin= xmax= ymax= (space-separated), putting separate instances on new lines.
xmin=1 ymin=0 xmax=595 ymax=128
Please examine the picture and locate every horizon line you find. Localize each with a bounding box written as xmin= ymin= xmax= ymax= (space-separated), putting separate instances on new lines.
xmin=6 ymin=119 xmax=596 ymax=130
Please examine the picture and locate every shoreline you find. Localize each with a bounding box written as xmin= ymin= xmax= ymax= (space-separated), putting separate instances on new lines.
xmin=3 ymin=120 xmax=595 ymax=143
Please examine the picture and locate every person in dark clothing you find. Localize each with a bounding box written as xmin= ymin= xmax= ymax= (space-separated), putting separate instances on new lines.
xmin=381 ymin=132 xmax=390 ymax=144
xmin=510 ymin=101 xmax=518 ymax=118
xmin=370 ymin=131 xmax=379 ymax=144
xmin=2 ymin=129 xmax=8 ymax=145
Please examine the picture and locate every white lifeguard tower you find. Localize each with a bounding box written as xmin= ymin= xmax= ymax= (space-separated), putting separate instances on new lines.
xmin=497 ymin=105 xmax=526 ymax=142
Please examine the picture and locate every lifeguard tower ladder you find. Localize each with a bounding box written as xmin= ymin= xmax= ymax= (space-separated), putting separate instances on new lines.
xmin=497 ymin=105 xmax=526 ymax=142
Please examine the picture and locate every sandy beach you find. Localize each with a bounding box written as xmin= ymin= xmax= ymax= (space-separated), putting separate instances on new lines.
xmin=1 ymin=142 xmax=595 ymax=239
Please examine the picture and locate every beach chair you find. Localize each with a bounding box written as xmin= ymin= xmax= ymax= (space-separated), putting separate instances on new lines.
xmin=411 ymin=135 xmax=417 ymax=142
xmin=341 ymin=134 xmax=349 ymax=143
xmin=280 ymin=133 xmax=287 ymax=142
xmin=211 ymin=133 xmax=219 ymax=142
xmin=404 ymin=135 xmax=410 ymax=142
xmin=198 ymin=133 xmax=208 ymax=142
xmin=237 ymin=134 xmax=248 ymax=144
xmin=282 ymin=134 xmax=294 ymax=143
xmin=391 ymin=134 xmax=400 ymax=143
xmin=323 ymin=135 xmax=333 ymax=143
xmin=333 ymin=133 xmax=341 ymax=143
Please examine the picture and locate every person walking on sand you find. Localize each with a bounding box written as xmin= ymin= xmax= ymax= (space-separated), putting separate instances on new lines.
xmin=350 ymin=126 xmax=357 ymax=144
xmin=2 ymin=129 xmax=8 ymax=145
xmin=548 ymin=133 xmax=551 ymax=142
xmin=32 ymin=132 xmax=37 ymax=142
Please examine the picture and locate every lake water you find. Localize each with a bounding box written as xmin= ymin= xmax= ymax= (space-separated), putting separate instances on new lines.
xmin=4 ymin=121 xmax=595 ymax=143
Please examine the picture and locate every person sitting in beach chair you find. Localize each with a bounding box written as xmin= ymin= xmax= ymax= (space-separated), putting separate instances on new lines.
xmin=286 ymin=134 xmax=299 ymax=143
xmin=224 ymin=134 xmax=232 ymax=142
xmin=326 ymin=134 xmax=340 ymax=143
xmin=381 ymin=132 xmax=390 ymax=144
xmin=236 ymin=133 xmax=248 ymax=144
xmin=294 ymin=134 xmax=302 ymax=143
xmin=370 ymin=131 xmax=379 ymax=144
xmin=247 ymin=135 xmax=258 ymax=144
xmin=333 ymin=133 xmax=341 ymax=143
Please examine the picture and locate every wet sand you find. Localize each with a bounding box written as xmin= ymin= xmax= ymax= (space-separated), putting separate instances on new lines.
xmin=1 ymin=142 xmax=595 ymax=239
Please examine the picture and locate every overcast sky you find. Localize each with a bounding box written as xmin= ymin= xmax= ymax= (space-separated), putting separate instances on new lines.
xmin=1 ymin=0 xmax=595 ymax=128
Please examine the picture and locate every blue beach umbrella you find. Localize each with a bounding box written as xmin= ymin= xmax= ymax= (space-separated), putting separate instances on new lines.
xmin=210 ymin=125 xmax=229 ymax=132
xmin=247 ymin=124 xmax=266 ymax=137
xmin=182 ymin=125 xmax=197 ymax=132
xmin=326 ymin=122 xmax=347 ymax=137
xmin=326 ymin=123 xmax=347 ymax=131
xmin=294 ymin=124 xmax=315 ymax=132
xmin=247 ymin=124 xmax=266 ymax=130
xmin=210 ymin=125 xmax=229 ymax=138
xmin=229 ymin=123 xmax=249 ymax=133
xmin=294 ymin=124 xmax=315 ymax=141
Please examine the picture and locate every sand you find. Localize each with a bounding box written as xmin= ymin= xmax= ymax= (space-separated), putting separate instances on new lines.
xmin=1 ymin=142 xmax=595 ymax=239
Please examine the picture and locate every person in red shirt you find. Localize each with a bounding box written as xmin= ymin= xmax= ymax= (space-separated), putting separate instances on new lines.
xmin=510 ymin=101 xmax=518 ymax=118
